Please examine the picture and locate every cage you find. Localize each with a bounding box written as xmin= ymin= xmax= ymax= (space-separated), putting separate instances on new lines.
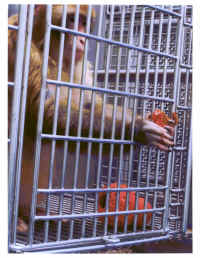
xmin=8 ymin=5 xmax=192 ymax=253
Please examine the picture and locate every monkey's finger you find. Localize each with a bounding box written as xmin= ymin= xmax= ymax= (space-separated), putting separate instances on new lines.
xmin=147 ymin=133 xmax=174 ymax=146
xmin=142 ymin=120 xmax=173 ymax=139
xmin=167 ymin=119 xmax=176 ymax=126
xmin=17 ymin=218 xmax=28 ymax=232
xmin=151 ymin=141 xmax=171 ymax=151
xmin=164 ymin=125 xmax=174 ymax=136
xmin=157 ymin=126 xmax=174 ymax=141
xmin=159 ymin=136 xmax=174 ymax=147
xmin=145 ymin=112 xmax=152 ymax=120
xmin=146 ymin=126 xmax=173 ymax=141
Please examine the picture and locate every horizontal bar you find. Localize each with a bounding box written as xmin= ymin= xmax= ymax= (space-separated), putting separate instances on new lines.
xmin=184 ymin=22 xmax=193 ymax=28
xmin=41 ymin=134 xmax=134 ymax=144
xmin=50 ymin=25 xmax=178 ymax=60
xmin=170 ymin=202 xmax=184 ymax=207
xmin=47 ymin=79 xmax=175 ymax=103
xmin=34 ymin=207 xmax=165 ymax=221
xmin=169 ymin=216 xmax=182 ymax=220
xmin=180 ymin=64 xmax=192 ymax=69
xmin=144 ymin=5 xmax=182 ymax=18
xmin=37 ymin=185 xmax=168 ymax=194
xmin=173 ymin=146 xmax=187 ymax=151
xmin=29 ymin=235 xmax=171 ymax=253
xmin=176 ymin=105 xmax=192 ymax=111
xmin=8 ymin=81 xmax=14 ymax=87
xmin=170 ymin=188 xmax=185 ymax=193
xmin=42 ymin=135 xmax=182 ymax=151
xmin=98 ymin=235 xmax=170 ymax=251
xmin=10 ymin=230 xmax=167 ymax=252
xmin=41 ymin=135 xmax=181 ymax=149
xmin=8 ymin=24 xmax=18 ymax=30
xmin=96 ymin=69 xmax=180 ymax=75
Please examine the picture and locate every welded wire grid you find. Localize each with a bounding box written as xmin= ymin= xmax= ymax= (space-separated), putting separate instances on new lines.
xmin=8 ymin=5 xmax=192 ymax=253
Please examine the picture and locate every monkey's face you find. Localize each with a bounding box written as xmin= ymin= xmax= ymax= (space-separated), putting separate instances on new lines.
xmin=50 ymin=5 xmax=95 ymax=65
xmin=64 ymin=14 xmax=87 ymax=62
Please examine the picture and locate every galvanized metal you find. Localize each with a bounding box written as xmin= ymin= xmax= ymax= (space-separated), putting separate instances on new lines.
xmin=8 ymin=4 xmax=192 ymax=253
xmin=46 ymin=79 xmax=175 ymax=103
xmin=50 ymin=24 xmax=178 ymax=60
xmin=12 ymin=5 xmax=35 ymax=244
xmin=144 ymin=5 xmax=182 ymax=18
xmin=28 ymin=5 xmax=53 ymax=245
xmin=8 ymin=5 xmax=28 ymax=248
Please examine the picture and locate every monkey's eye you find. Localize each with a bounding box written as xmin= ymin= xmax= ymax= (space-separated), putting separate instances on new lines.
xmin=68 ymin=15 xmax=75 ymax=24
xmin=79 ymin=15 xmax=87 ymax=27
xmin=82 ymin=19 xmax=87 ymax=27
xmin=82 ymin=21 xmax=87 ymax=27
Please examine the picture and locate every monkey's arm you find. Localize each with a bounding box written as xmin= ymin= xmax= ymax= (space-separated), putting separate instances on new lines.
xmin=27 ymin=45 xmax=173 ymax=150
xmin=81 ymin=97 xmax=174 ymax=151
xmin=18 ymin=42 xmax=173 ymax=150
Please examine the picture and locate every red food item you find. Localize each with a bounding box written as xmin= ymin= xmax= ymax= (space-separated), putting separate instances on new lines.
xmin=98 ymin=183 xmax=152 ymax=229
xmin=151 ymin=109 xmax=178 ymax=127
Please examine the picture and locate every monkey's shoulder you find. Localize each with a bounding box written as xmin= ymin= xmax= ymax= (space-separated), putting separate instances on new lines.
xmin=8 ymin=14 xmax=18 ymax=26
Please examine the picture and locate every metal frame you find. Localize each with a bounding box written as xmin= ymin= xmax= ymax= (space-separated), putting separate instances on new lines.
xmin=8 ymin=4 xmax=192 ymax=253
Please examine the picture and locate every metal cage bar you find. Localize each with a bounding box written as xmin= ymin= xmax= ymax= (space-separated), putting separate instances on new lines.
xmin=8 ymin=5 xmax=28 ymax=248
xmin=28 ymin=5 xmax=53 ymax=245
xmin=8 ymin=4 xmax=192 ymax=253
xmin=12 ymin=5 xmax=35 ymax=245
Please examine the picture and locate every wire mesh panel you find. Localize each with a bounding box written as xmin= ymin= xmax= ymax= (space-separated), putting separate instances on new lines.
xmin=8 ymin=4 xmax=192 ymax=253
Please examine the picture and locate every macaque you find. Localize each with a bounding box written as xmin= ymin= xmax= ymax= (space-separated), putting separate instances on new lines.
xmin=8 ymin=5 xmax=175 ymax=232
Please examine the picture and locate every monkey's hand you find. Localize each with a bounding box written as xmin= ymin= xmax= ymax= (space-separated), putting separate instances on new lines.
xmin=134 ymin=115 xmax=175 ymax=151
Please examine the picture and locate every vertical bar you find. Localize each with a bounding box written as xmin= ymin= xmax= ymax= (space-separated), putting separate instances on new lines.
xmin=160 ymin=8 xmax=172 ymax=103
xmin=90 ymin=5 xmax=104 ymax=237
xmin=56 ymin=5 xmax=68 ymax=242
xmin=144 ymin=9 xmax=155 ymax=97
xmin=162 ymin=6 xmax=184 ymax=232
xmin=188 ymin=29 xmax=192 ymax=66
xmin=99 ymin=5 xmax=114 ymax=235
xmin=181 ymin=7 xmax=192 ymax=233
xmin=152 ymin=9 xmax=164 ymax=110
xmin=44 ymin=4 xmax=66 ymax=240
xmin=123 ymin=5 xmax=136 ymax=233
xmin=133 ymin=6 xmax=146 ymax=232
xmin=73 ymin=4 xmax=83 ymax=190
xmin=42 ymin=5 xmax=67 ymax=243
xmin=12 ymin=4 xmax=35 ymax=245
xmin=159 ymin=7 xmax=174 ymax=231
xmin=161 ymin=6 xmax=174 ymax=232
xmin=113 ymin=5 xmax=126 ymax=234
xmin=28 ymin=5 xmax=52 ymax=245
xmin=167 ymin=7 xmax=184 ymax=233
xmin=80 ymin=5 xmax=93 ymax=238
xmin=60 ymin=3 xmax=80 ymax=240
xmin=182 ymin=120 xmax=192 ymax=232
xmin=141 ymin=8 xmax=155 ymax=231
xmin=151 ymin=9 xmax=164 ymax=230
xmin=8 ymin=5 xmax=28 ymax=247
xmin=171 ymin=6 xmax=184 ymax=111
xmin=69 ymin=5 xmax=80 ymax=240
